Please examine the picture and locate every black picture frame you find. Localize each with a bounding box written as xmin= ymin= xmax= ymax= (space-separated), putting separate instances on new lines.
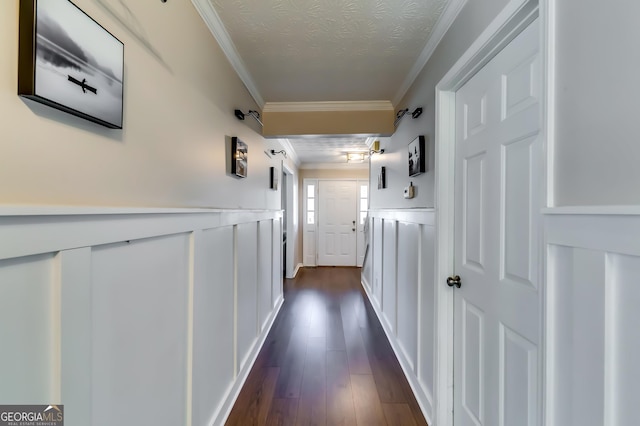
xmin=378 ymin=166 xmax=386 ymax=189
xmin=18 ymin=0 xmax=124 ymax=129
xmin=231 ymin=137 xmax=248 ymax=178
xmin=269 ymin=166 xmax=278 ymax=190
xmin=408 ymin=135 xmax=426 ymax=177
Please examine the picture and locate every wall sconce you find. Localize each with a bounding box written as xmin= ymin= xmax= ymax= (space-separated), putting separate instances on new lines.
xmin=269 ymin=149 xmax=287 ymax=158
xmin=394 ymin=107 xmax=423 ymax=127
xmin=234 ymin=109 xmax=263 ymax=126
xmin=369 ymin=140 xmax=385 ymax=155
xmin=347 ymin=152 xmax=366 ymax=163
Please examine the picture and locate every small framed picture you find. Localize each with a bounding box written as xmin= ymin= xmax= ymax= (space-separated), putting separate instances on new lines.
xmin=378 ymin=166 xmax=386 ymax=189
xmin=270 ymin=166 xmax=279 ymax=190
xmin=231 ymin=137 xmax=248 ymax=178
xmin=408 ymin=135 xmax=426 ymax=177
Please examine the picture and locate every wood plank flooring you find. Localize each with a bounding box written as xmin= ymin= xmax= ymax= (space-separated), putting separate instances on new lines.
xmin=226 ymin=267 xmax=427 ymax=426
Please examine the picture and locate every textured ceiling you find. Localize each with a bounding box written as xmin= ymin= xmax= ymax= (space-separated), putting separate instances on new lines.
xmin=288 ymin=136 xmax=372 ymax=165
xmin=209 ymin=0 xmax=449 ymax=103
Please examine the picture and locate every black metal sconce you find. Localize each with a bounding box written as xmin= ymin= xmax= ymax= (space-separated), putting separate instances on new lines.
xmin=269 ymin=149 xmax=287 ymax=158
xmin=234 ymin=109 xmax=263 ymax=126
xmin=394 ymin=107 xmax=423 ymax=127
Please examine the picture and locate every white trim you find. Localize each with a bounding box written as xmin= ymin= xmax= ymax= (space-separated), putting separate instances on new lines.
xmin=293 ymin=263 xmax=303 ymax=278
xmin=299 ymin=162 xmax=369 ymax=170
xmin=190 ymin=0 xmax=264 ymax=108
xmin=434 ymin=1 xmax=542 ymax=425
xmin=543 ymin=205 xmax=640 ymax=216
xmin=302 ymin=179 xmax=318 ymax=267
xmin=263 ymin=101 xmax=394 ymax=113
xmin=365 ymin=137 xmax=378 ymax=148
xmin=0 ymin=205 xmax=280 ymax=217
xmin=543 ymin=0 xmax=557 ymax=208
xmin=282 ymin=163 xmax=296 ymax=279
xmin=392 ymin=0 xmax=468 ymax=106
xmin=278 ymin=139 xmax=301 ymax=167
xmin=368 ymin=208 xmax=436 ymax=226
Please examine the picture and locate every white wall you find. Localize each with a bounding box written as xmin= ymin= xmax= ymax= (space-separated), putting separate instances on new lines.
xmin=365 ymin=1 xmax=640 ymax=425
xmin=0 ymin=0 xmax=291 ymax=210
xmin=363 ymin=210 xmax=437 ymax=424
xmin=370 ymin=0 xmax=512 ymax=210
xmin=554 ymin=0 xmax=640 ymax=205
xmin=0 ymin=2 xmax=297 ymax=424
xmin=0 ymin=208 xmax=284 ymax=426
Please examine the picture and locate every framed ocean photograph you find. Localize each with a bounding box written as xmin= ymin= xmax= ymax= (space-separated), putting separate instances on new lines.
xmin=18 ymin=0 xmax=124 ymax=129
xmin=408 ymin=135 xmax=426 ymax=177
xmin=231 ymin=137 xmax=248 ymax=178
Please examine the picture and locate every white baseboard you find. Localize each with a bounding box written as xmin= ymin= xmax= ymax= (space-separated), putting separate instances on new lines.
xmin=293 ymin=263 xmax=303 ymax=278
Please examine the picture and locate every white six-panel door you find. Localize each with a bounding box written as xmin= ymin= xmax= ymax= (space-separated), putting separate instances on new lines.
xmin=453 ymin=19 xmax=542 ymax=426
xmin=318 ymin=180 xmax=357 ymax=266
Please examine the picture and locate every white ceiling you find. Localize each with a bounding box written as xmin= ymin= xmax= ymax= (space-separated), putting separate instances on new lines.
xmin=288 ymin=136 xmax=372 ymax=166
xmin=193 ymin=0 xmax=461 ymax=165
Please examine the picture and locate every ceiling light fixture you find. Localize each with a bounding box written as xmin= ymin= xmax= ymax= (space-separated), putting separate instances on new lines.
xmin=394 ymin=107 xmax=423 ymax=127
xmin=347 ymin=152 xmax=366 ymax=163
xmin=234 ymin=109 xmax=263 ymax=126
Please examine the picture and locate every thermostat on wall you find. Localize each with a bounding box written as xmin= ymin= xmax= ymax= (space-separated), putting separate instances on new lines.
xmin=403 ymin=182 xmax=415 ymax=199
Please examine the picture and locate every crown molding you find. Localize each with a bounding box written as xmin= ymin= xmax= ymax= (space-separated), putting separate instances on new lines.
xmin=393 ymin=0 xmax=468 ymax=106
xmin=191 ymin=0 xmax=264 ymax=107
xmin=299 ymin=162 xmax=369 ymax=171
xmin=365 ymin=137 xmax=378 ymax=148
xmin=263 ymin=101 xmax=394 ymax=113
xmin=278 ymin=139 xmax=300 ymax=167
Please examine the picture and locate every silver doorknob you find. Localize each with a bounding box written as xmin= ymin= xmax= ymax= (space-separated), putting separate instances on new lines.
xmin=446 ymin=275 xmax=461 ymax=288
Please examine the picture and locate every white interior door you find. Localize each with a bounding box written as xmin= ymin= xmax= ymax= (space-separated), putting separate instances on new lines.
xmin=318 ymin=180 xmax=357 ymax=266
xmin=453 ymin=19 xmax=542 ymax=426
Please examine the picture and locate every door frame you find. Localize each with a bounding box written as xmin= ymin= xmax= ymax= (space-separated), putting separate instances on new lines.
xmin=302 ymin=178 xmax=367 ymax=267
xmin=282 ymin=163 xmax=296 ymax=279
xmin=433 ymin=0 xmax=551 ymax=425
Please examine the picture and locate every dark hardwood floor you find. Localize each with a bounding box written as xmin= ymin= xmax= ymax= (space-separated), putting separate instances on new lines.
xmin=226 ymin=266 xmax=428 ymax=426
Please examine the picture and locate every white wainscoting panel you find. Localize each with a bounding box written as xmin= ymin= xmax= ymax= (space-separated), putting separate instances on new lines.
xmin=546 ymin=209 xmax=640 ymax=426
xmin=0 ymin=208 xmax=283 ymax=426
xmin=91 ymin=234 xmax=190 ymax=426
xmin=0 ymin=254 xmax=57 ymax=404
xmin=396 ymin=222 xmax=420 ymax=372
xmin=192 ymin=226 xmax=234 ymax=426
xmin=60 ymin=247 xmax=92 ymax=426
xmin=362 ymin=209 xmax=436 ymax=425
xmin=258 ymin=220 xmax=272 ymax=331
xmin=419 ymin=224 xmax=436 ymax=409
xmin=235 ymin=222 xmax=259 ymax=374
xmin=382 ymin=220 xmax=398 ymax=333
xmin=272 ymin=219 xmax=282 ymax=309
xmin=372 ymin=217 xmax=384 ymax=308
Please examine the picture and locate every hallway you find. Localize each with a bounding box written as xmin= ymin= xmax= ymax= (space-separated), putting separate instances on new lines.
xmin=226 ymin=267 xmax=428 ymax=425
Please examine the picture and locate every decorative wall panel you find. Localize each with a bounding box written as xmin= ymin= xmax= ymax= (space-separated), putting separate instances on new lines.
xmin=363 ymin=209 xmax=436 ymax=424
xmin=0 ymin=208 xmax=283 ymax=426
xmin=547 ymin=210 xmax=640 ymax=426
